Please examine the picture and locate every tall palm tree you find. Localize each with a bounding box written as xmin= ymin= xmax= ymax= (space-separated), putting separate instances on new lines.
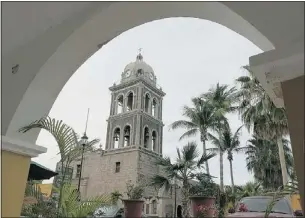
xmin=201 ymin=83 xmax=238 ymax=192
xmin=236 ymin=66 xmax=290 ymax=185
xmin=207 ymin=124 xmax=244 ymax=194
xmin=170 ymin=98 xmax=221 ymax=175
xmin=245 ymin=135 xmax=294 ymax=190
xmin=19 ymin=116 xmax=100 ymax=216
xmin=150 ymin=142 xmax=216 ymax=218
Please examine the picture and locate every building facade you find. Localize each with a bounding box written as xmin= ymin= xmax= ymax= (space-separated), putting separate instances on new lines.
xmin=54 ymin=53 xmax=182 ymax=217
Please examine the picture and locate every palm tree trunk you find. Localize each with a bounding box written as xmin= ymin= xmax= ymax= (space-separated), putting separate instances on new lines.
xmin=229 ymin=159 xmax=235 ymax=194
xmin=219 ymin=151 xmax=224 ymax=192
xmin=202 ymin=139 xmax=210 ymax=175
xmin=181 ymin=182 xmax=190 ymax=218
xmin=277 ymin=136 xmax=288 ymax=185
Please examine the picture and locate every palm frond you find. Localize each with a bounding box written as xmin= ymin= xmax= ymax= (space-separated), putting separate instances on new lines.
xmin=170 ymin=120 xmax=198 ymax=131
xmin=197 ymin=152 xmax=217 ymax=167
xmin=179 ymin=128 xmax=199 ymax=141
xmin=19 ymin=117 xmax=79 ymax=162
xmin=149 ymin=175 xmax=172 ymax=193
xmin=182 ymin=141 xmax=199 ymax=162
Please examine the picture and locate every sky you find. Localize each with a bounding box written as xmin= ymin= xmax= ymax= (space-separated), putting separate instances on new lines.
xmin=34 ymin=17 xmax=262 ymax=185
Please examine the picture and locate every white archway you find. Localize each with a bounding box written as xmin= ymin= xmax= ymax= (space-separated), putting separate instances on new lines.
xmin=4 ymin=1 xmax=290 ymax=143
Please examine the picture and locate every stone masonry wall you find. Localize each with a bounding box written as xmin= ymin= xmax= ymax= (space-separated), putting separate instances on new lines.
xmin=85 ymin=149 xmax=139 ymax=198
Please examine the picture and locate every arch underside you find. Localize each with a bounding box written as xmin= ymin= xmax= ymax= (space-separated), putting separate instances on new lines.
xmin=4 ymin=2 xmax=274 ymax=142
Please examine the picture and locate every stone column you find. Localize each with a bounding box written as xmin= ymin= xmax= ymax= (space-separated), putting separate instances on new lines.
xmin=158 ymin=126 xmax=163 ymax=154
xmin=135 ymin=114 xmax=141 ymax=146
xmin=2 ymin=136 xmax=47 ymax=217
xmin=133 ymin=94 xmax=136 ymax=111
xmin=119 ymin=128 xmax=124 ymax=148
xmin=110 ymin=93 xmax=115 ymax=115
xmin=159 ymin=98 xmax=163 ymax=120
xmin=281 ymin=75 xmax=304 ymax=211
xmin=124 ymin=96 xmax=128 ymax=112
xmin=113 ymin=100 xmax=117 ymax=115
xmin=105 ymin=122 xmax=110 ymax=150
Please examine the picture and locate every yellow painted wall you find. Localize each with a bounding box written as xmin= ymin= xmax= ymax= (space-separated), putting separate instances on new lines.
xmin=291 ymin=194 xmax=302 ymax=211
xmin=2 ymin=150 xmax=31 ymax=217
xmin=37 ymin=183 xmax=53 ymax=197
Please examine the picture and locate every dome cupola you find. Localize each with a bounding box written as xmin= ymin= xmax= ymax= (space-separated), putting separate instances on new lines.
xmin=121 ymin=50 xmax=156 ymax=85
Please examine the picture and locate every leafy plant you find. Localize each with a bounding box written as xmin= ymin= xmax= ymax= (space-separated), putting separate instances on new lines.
xmin=150 ymin=142 xmax=216 ymax=218
xmin=21 ymin=182 xmax=57 ymax=217
xmin=263 ymin=182 xmax=299 ymax=218
xmin=110 ymin=190 xmax=123 ymax=204
xmin=189 ymin=173 xmax=218 ymax=197
xmin=19 ymin=116 xmax=100 ymax=214
xmin=125 ymin=180 xmax=144 ymax=200
xmin=54 ymin=184 xmax=111 ymax=217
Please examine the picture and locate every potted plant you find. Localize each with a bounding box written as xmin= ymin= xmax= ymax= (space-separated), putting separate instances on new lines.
xmin=189 ymin=174 xmax=218 ymax=217
xmin=123 ymin=180 xmax=144 ymax=218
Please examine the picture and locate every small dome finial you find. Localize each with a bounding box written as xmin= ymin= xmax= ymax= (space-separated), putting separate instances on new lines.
xmin=136 ymin=48 xmax=143 ymax=61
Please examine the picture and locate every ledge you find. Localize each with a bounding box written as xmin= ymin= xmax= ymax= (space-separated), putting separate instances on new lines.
xmin=249 ymin=41 xmax=304 ymax=108
xmin=1 ymin=135 xmax=47 ymax=157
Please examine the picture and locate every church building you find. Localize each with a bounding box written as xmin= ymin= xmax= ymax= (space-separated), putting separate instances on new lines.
xmin=54 ymin=52 xmax=182 ymax=217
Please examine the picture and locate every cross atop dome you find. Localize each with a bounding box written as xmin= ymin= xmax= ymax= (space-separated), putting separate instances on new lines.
xmin=136 ymin=48 xmax=143 ymax=61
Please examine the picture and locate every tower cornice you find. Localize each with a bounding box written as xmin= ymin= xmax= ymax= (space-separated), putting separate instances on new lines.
xmin=109 ymin=78 xmax=165 ymax=97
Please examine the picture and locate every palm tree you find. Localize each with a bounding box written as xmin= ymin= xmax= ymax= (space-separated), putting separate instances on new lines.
xmin=170 ymin=98 xmax=221 ymax=175
xmin=207 ymin=124 xmax=244 ymax=194
xmin=201 ymin=83 xmax=238 ymax=192
xmin=150 ymin=142 xmax=216 ymax=218
xmin=245 ymin=135 xmax=294 ymax=190
xmin=19 ymin=116 xmax=100 ymax=216
xmin=236 ymin=66 xmax=290 ymax=185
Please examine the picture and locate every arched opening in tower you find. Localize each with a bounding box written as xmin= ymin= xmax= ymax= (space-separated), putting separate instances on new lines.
xmin=123 ymin=125 xmax=131 ymax=147
xmin=127 ymin=92 xmax=134 ymax=111
xmin=177 ymin=205 xmax=182 ymax=218
xmin=152 ymin=99 xmax=157 ymax=117
xmin=117 ymin=95 xmax=124 ymax=114
xmin=144 ymin=94 xmax=150 ymax=113
xmin=152 ymin=131 xmax=157 ymax=152
xmin=144 ymin=127 xmax=149 ymax=148
xmin=152 ymin=200 xmax=157 ymax=214
xmin=113 ymin=128 xmax=121 ymax=148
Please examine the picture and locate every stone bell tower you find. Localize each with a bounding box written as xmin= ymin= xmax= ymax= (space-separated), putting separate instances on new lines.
xmin=90 ymin=52 xmax=166 ymax=207
xmin=105 ymin=52 xmax=165 ymax=152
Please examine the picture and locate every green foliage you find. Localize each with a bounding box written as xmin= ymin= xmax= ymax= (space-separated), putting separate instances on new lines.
xmin=150 ymin=142 xmax=216 ymax=218
xmin=22 ymin=182 xmax=111 ymax=218
xmin=125 ymin=180 xmax=144 ymax=200
xmin=236 ymin=67 xmax=291 ymax=186
xmin=110 ymin=191 xmax=122 ymax=204
xmin=55 ymin=184 xmax=111 ymax=217
xmin=21 ymin=182 xmax=57 ymax=217
xmin=19 ymin=117 xmax=102 ymax=217
xmin=245 ymin=136 xmax=294 ymax=190
xmin=170 ymin=97 xmax=224 ymax=174
xmin=189 ymin=173 xmax=218 ymax=197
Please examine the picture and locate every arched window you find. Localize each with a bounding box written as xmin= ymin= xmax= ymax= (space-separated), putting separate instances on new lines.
xmin=123 ymin=126 xmax=131 ymax=147
xmin=144 ymin=127 xmax=149 ymax=148
xmin=145 ymin=204 xmax=150 ymax=215
xmin=152 ymin=200 xmax=157 ymax=214
xmin=126 ymin=92 xmax=134 ymax=111
xmin=152 ymin=99 xmax=157 ymax=117
xmin=113 ymin=128 xmax=120 ymax=149
xmin=117 ymin=95 xmax=124 ymax=114
xmin=137 ymin=69 xmax=144 ymax=76
xmin=152 ymin=131 xmax=157 ymax=152
xmin=144 ymin=94 xmax=150 ymax=113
